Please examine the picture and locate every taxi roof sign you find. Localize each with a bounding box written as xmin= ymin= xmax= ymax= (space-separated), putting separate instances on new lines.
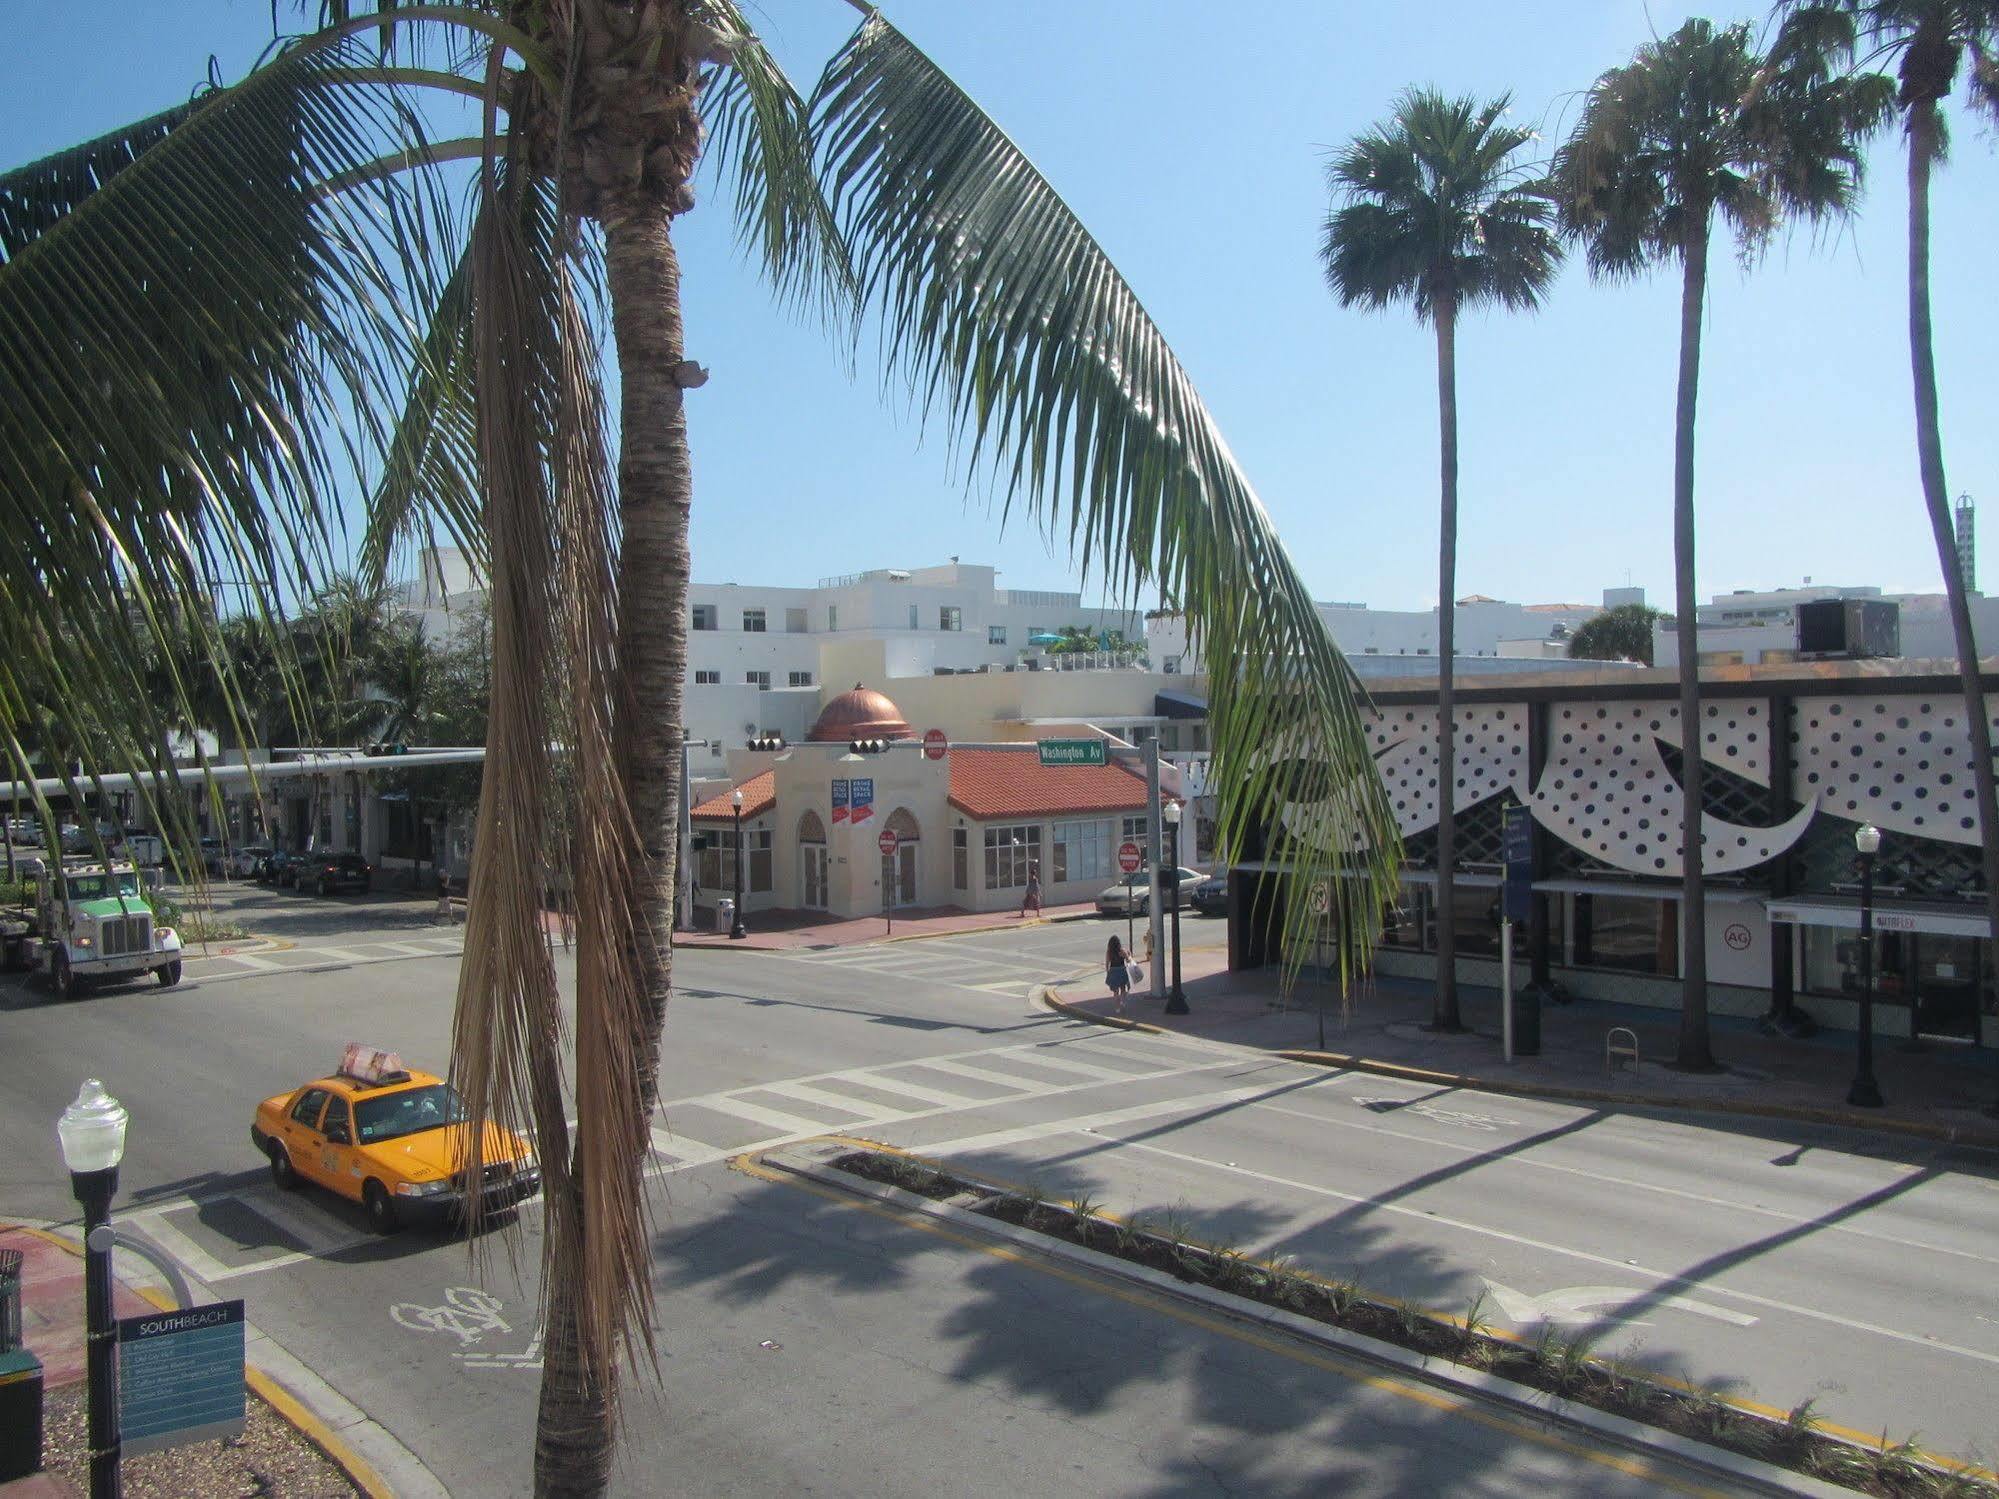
xmin=340 ymin=1043 xmax=408 ymax=1085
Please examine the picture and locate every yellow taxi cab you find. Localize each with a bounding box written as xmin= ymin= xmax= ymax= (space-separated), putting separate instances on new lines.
xmin=250 ymin=1044 xmax=541 ymax=1234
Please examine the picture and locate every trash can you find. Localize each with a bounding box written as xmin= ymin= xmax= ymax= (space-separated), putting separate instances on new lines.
xmin=714 ymin=898 xmax=735 ymax=933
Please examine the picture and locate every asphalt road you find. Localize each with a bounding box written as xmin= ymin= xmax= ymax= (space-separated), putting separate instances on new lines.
xmin=3 ymin=895 xmax=1995 ymax=1492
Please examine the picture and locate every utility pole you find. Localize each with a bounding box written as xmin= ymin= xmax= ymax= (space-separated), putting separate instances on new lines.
xmin=1146 ymin=739 xmax=1164 ymax=1000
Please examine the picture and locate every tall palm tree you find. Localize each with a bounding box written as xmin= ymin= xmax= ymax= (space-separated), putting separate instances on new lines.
xmin=5 ymin=6 xmax=1404 ymax=1491
xmin=1321 ymin=89 xmax=1562 ymax=1033
xmin=1555 ymin=18 xmax=1889 ymax=1070
xmin=1777 ymin=0 xmax=1999 ymax=1045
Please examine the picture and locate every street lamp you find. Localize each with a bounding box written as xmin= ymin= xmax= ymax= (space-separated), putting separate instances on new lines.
xmin=1848 ymin=824 xmax=1884 ymax=1109
xmin=729 ymin=789 xmax=747 ymax=940
xmin=57 ymin=1079 xmax=128 ymax=1499
xmin=1162 ymin=802 xmax=1189 ymax=1015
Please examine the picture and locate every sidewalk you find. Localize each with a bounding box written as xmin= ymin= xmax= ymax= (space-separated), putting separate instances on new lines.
xmin=1049 ymin=944 xmax=1999 ymax=1148
xmin=673 ymin=899 xmax=1098 ymax=951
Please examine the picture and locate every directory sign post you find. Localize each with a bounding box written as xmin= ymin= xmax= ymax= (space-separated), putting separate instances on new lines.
xmin=118 ymin=1300 xmax=246 ymax=1455
xmin=1499 ymin=804 xmax=1538 ymax=1060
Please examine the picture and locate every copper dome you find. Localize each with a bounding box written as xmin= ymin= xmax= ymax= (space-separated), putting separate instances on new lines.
xmin=808 ymin=683 xmax=914 ymax=743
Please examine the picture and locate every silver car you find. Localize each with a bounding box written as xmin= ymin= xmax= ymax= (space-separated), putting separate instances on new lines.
xmin=1095 ymin=867 xmax=1204 ymax=916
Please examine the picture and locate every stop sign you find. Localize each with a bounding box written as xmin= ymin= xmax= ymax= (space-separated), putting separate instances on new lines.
xmin=878 ymin=828 xmax=899 ymax=857
xmin=1118 ymin=841 xmax=1143 ymax=874
xmin=923 ymin=728 xmax=948 ymax=760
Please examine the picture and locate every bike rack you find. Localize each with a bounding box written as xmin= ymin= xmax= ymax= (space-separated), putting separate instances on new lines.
xmin=1605 ymin=1026 xmax=1640 ymax=1076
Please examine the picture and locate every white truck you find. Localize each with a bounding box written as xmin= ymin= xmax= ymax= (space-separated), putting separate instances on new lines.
xmin=0 ymin=861 xmax=184 ymax=999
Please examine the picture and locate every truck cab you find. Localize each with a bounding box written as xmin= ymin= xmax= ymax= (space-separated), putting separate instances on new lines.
xmin=36 ymin=862 xmax=184 ymax=1000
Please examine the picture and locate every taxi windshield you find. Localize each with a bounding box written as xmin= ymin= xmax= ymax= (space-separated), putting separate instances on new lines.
xmin=354 ymin=1084 xmax=467 ymax=1143
xmin=67 ymin=872 xmax=141 ymax=900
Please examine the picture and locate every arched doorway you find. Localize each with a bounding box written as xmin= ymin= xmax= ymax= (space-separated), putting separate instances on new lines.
xmin=881 ymin=807 xmax=920 ymax=909
xmin=798 ymin=810 xmax=828 ymax=910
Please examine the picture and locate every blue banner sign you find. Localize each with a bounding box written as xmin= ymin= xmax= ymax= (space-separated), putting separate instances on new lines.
xmin=118 ymin=1299 xmax=246 ymax=1455
xmin=831 ymin=778 xmax=849 ymax=824
xmin=1502 ymin=804 xmax=1534 ymax=922
xmin=851 ymin=777 xmax=875 ymax=824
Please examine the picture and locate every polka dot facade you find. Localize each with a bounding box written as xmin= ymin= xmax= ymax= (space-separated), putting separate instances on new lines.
xmin=1791 ymin=695 xmax=1999 ymax=847
xmin=1368 ymin=705 xmax=1530 ymax=838
xmin=1527 ymin=701 xmax=1813 ymax=876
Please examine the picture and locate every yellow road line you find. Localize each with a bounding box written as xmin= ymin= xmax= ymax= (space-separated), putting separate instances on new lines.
xmin=727 ymin=1150 xmax=1726 ymax=1497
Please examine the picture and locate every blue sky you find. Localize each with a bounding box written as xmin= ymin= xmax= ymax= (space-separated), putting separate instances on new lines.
xmin=9 ymin=2 xmax=1996 ymax=614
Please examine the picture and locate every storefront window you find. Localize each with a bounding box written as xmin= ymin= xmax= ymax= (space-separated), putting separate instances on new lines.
xmin=1380 ymin=893 xmax=1425 ymax=950
xmin=1574 ymin=894 xmax=1677 ymax=975
xmin=983 ymin=825 xmax=1042 ymax=889
xmin=1449 ymin=884 xmax=1503 ymax=959
xmin=1051 ymin=819 xmax=1111 ymax=883
xmin=1799 ymin=926 xmax=1989 ymax=1035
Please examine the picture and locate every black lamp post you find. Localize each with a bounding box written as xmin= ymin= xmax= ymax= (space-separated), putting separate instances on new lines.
xmin=1848 ymin=824 xmax=1884 ymax=1108
xmin=1163 ymin=802 xmax=1189 ymax=1015
xmin=58 ymin=1079 xmax=128 ymax=1499
xmin=729 ymin=789 xmax=747 ymax=940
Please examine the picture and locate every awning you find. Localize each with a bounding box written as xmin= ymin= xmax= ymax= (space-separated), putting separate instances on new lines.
xmin=1766 ymin=896 xmax=1991 ymax=939
xmin=1154 ymin=690 xmax=1208 ymax=721
xmin=1399 ymin=871 xmax=1501 ymax=889
xmin=1532 ymin=878 xmax=1766 ymax=905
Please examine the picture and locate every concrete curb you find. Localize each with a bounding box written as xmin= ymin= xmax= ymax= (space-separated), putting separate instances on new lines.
xmin=759 ymin=1144 xmax=1848 ymax=1499
xmin=17 ymin=1221 xmax=444 ymax=1499
xmin=1037 ymin=983 xmax=1999 ymax=1150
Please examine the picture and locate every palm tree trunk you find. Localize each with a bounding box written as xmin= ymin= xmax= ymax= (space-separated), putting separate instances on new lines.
xmin=1430 ymin=296 xmax=1462 ymax=1031
xmin=1904 ymin=108 xmax=1999 ymax=1075
xmin=1673 ymin=227 xmax=1716 ymax=1071
xmin=521 ymin=194 xmax=694 ymax=1499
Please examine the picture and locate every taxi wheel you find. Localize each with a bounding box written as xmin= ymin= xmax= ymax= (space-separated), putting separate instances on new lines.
xmin=268 ymin=1143 xmax=297 ymax=1190
xmin=364 ymin=1180 xmax=398 ymax=1234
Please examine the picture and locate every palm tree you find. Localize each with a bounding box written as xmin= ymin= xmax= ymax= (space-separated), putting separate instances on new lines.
xmin=1776 ymin=0 xmax=1999 ymax=1047
xmin=6 ymin=7 xmax=1404 ymax=1491
xmin=1555 ymin=18 xmax=1889 ymax=1070
xmin=1321 ymin=89 xmax=1562 ymax=1033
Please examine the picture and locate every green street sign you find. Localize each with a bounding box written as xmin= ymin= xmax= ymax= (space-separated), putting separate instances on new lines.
xmin=1037 ymin=739 xmax=1107 ymax=768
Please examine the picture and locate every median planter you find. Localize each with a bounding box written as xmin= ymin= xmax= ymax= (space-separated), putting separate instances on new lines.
xmin=826 ymin=1147 xmax=1994 ymax=1499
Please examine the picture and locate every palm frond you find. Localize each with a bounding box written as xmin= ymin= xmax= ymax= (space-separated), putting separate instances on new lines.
xmin=0 ymin=33 xmax=461 ymax=855
xmin=815 ymin=15 xmax=1402 ymax=996
xmin=696 ymin=0 xmax=853 ymax=317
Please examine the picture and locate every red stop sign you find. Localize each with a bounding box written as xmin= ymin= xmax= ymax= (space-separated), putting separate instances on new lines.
xmin=878 ymin=828 xmax=899 ymax=856
xmin=923 ymin=728 xmax=948 ymax=761
xmin=1118 ymin=841 xmax=1143 ymax=874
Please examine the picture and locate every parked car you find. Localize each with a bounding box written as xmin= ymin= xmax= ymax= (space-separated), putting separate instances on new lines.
xmin=198 ymin=836 xmax=225 ymax=876
xmin=1094 ymin=867 xmax=1204 ymax=917
xmin=1189 ymin=874 xmax=1228 ymax=916
xmin=226 ymin=845 xmax=273 ymax=880
xmin=307 ymin=852 xmax=372 ymax=896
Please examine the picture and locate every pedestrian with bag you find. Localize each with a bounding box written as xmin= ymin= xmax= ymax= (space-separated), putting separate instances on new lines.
xmin=1106 ymin=934 xmax=1133 ymax=1014
xmin=1020 ymin=863 xmax=1042 ymax=918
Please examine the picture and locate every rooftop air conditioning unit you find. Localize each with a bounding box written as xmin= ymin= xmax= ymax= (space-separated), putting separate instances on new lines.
xmin=1796 ymin=599 xmax=1899 ymax=659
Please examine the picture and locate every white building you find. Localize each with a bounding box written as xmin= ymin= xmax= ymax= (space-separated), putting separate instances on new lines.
xmin=1654 ymin=583 xmax=1999 ymax=668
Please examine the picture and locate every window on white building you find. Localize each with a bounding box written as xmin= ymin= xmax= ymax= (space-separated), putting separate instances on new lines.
xmin=785 ymin=607 xmax=808 ymax=633
xmin=746 ymin=670 xmax=770 ymax=690
xmin=700 ymin=827 xmax=773 ymax=894
xmin=694 ymin=670 xmax=721 ymax=685
xmin=983 ymin=825 xmax=1041 ymax=889
xmin=907 ymin=604 xmax=919 ymax=630
xmin=788 ymin=671 xmax=814 ymax=687
xmin=940 ymin=606 xmax=963 ymax=632
xmin=743 ymin=608 xmax=767 ymax=633
xmin=988 ymin=624 xmax=1006 ymax=645
xmin=953 ymin=828 xmax=968 ymax=890
xmin=1051 ymin=819 xmax=1111 ymax=883
xmin=827 ymin=605 xmax=838 ymax=631
xmin=692 ymin=605 xmax=717 ymax=631
xmin=1120 ymin=815 xmax=1149 ymax=843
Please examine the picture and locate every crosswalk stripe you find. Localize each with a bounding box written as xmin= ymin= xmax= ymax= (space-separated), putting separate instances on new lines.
xmin=686 ymin=1095 xmax=830 ymax=1135
xmin=126 ymin=1207 xmax=244 ymax=1286
xmin=649 ymin=1129 xmax=724 ymax=1167
xmin=1002 ymin=1048 xmax=1139 ymax=1082
xmin=922 ymin=1084 xmax=1284 ymax=1156
xmin=837 ymin=1071 xmax=976 ymax=1108
xmin=904 ymin=1057 xmax=1043 ymax=1093
xmin=237 ymin=1185 xmax=368 ymax=1257
xmin=760 ymin=1080 xmax=909 ymax=1119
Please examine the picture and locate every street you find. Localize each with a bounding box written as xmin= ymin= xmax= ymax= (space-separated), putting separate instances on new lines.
xmin=4 ymin=900 xmax=1997 ymax=1493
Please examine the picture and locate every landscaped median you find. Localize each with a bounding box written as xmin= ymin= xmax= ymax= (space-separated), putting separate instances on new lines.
xmin=748 ymin=1140 xmax=1998 ymax=1499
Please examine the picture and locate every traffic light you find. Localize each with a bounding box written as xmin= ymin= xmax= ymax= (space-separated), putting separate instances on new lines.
xmin=747 ymin=734 xmax=786 ymax=751
xmin=365 ymin=742 xmax=408 ymax=756
xmin=848 ymin=738 xmax=892 ymax=754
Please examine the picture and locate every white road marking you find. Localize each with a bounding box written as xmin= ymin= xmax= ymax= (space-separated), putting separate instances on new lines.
xmin=909 ymin=1057 xmax=1052 ymax=1092
xmin=1098 ymin=1135 xmax=1999 ymax=1368
xmin=237 ymin=1185 xmax=370 ymax=1258
xmin=687 ymin=1095 xmax=838 ymax=1135
xmin=843 ymin=1072 xmax=977 ymax=1108
xmin=1245 ymin=1097 xmax=1999 ymax=1270
xmin=1001 ymin=1049 xmax=1142 ymax=1083
xmin=125 ymin=1206 xmax=252 ymax=1285
xmin=1481 ymin=1277 xmax=1758 ymax=1329
xmin=923 ymin=1086 xmax=1293 ymax=1155
xmin=760 ymin=1080 xmax=909 ymax=1120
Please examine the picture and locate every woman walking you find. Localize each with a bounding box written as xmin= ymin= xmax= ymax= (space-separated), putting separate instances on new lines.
xmin=1106 ymin=934 xmax=1132 ymax=1015
xmin=1021 ymin=863 xmax=1042 ymax=918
